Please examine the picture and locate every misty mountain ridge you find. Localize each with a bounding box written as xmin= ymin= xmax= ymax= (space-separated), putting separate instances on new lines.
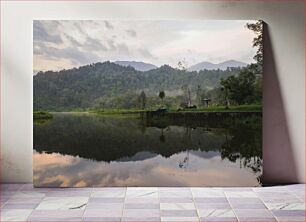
xmin=34 ymin=61 xmax=242 ymax=111
xmin=36 ymin=59 xmax=247 ymax=74
xmin=114 ymin=61 xmax=157 ymax=71
xmin=188 ymin=60 xmax=247 ymax=72
xmin=113 ymin=60 xmax=247 ymax=72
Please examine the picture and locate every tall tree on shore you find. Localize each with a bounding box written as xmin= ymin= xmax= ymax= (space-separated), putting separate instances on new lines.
xmin=246 ymin=20 xmax=263 ymax=66
xmin=159 ymin=91 xmax=165 ymax=107
xmin=139 ymin=91 xmax=147 ymax=110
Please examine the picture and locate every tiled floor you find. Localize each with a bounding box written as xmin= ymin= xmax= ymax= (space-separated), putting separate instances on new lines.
xmin=0 ymin=184 xmax=305 ymax=222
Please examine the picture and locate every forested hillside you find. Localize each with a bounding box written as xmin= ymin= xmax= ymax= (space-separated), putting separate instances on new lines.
xmin=34 ymin=61 xmax=243 ymax=111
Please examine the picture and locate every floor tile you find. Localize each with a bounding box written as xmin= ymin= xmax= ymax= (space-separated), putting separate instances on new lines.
xmin=126 ymin=187 xmax=158 ymax=198
xmin=7 ymin=197 xmax=44 ymax=204
xmin=230 ymin=203 xmax=266 ymax=209
xmin=237 ymin=218 xmax=277 ymax=222
xmin=89 ymin=197 xmax=124 ymax=203
xmin=1 ymin=196 xmax=10 ymax=206
xmin=11 ymin=191 xmax=45 ymax=199
xmin=0 ymin=209 xmax=32 ymax=221
xmin=276 ymin=218 xmax=306 ymax=222
xmin=29 ymin=209 xmax=84 ymax=218
xmin=92 ymin=187 xmax=126 ymax=192
xmin=83 ymin=217 xmax=121 ymax=222
xmin=253 ymin=186 xmax=290 ymax=193
xmin=265 ymin=202 xmax=305 ymax=210
xmin=83 ymin=209 xmax=123 ymax=217
xmin=271 ymin=209 xmax=305 ymax=217
xmin=27 ymin=216 xmax=83 ymax=221
xmin=160 ymin=197 xmax=194 ymax=203
xmin=159 ymin=189 xmax=192 ymax=198
xmin=122 ymin=217 xmax=161 ymax=222
xmin=1 ymin=183 xmax=306 ymax=222
xmin=200 ymin=217 xmax=238 ymax=222
xmin=91 ymin=189 xmax=126 ymax=198
xmin=194 ymin=197 xmax=228 ymax=203
xmin=227 ymin=198 xmax=262 ymax=204
xmin=160 ymin=203 xmax=196 ymax=210
xmin=36 ymin=196 xmax=88 ymax=210
xmin=2 ymin=203 xmax=39 ymax=209
xmin=192 ymin=188 xmax=225 ymax=197
xmin=122 ymin=209 xmax=160 ymax=218
xmin=86 ymin=202 xmax=123 ymax=209
xmin=1 ymin=184 xmax=24 ymax=191
xmin=223 ymin=188 xmax=252 ymax=192
xmin=234 ymin=209 xmax=274 ymax=218
xmin=198 ymin=209 xmax=235 ymax=217
xmin=159 ymin=187 xmax=191 ymax=192
xmin=161 ymin=209 xmax=198 ymax=217
xmin=257 ymin=192 xmax=300 ymax=203
xmin=225 ymin=191 xmax=258 ymax=198
xmin=162 ymin=216 xmax=199 ymax=222
xmin=125 ymin=197 xmax=159 ymax=203
xmin=196 ymin=203 xmax=231 ymax=209
xmin=125 ymin=203 xmax=159 ymax=209
xmin=44 ymin=191 xmax=91 ymax=197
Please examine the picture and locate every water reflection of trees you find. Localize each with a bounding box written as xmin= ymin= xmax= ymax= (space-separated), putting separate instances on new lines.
xmin=34 ymin=114 xmax=262 ymax=175
xmin=146 ymin=114 xmax=262 ymax=175
xmin=220 ymin=128 xmax=262 ymax=175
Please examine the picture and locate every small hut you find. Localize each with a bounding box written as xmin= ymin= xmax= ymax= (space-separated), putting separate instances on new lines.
xmin=203 ymin=98 xmax=212 ymax=107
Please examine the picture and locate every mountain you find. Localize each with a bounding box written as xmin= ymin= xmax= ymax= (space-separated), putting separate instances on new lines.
xmin=34 ymin=61 xmax=241 ymax=111
xmin=188 ymin=60 xmax=247 ymax=72
xmin=114 ymin=60 xmax=157 ymax=71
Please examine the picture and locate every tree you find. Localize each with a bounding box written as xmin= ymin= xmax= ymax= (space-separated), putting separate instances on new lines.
xmin=220 ymin=79 xmax=230 ymax=109
xmin=181 ymin=85 xmax=192 ymax=107
xmin=139 ymin=91 xmax=147 ymax=110
xmin=95 ymin=97 xmax=105 ymax=111
xmin=115 ymin=96 xmax=123 ymax=109
xmin=177 ymin=59 xmax=188 ymax=71
xmin=159 ymin=91 xmax=165 ymax=107
xmin=247 ymin=20 xmax=263 ymax=66
xmin=220 ymin=68 xmax=256 ymax=105
xmin=196 ymin=85 xmax=202 ymax=107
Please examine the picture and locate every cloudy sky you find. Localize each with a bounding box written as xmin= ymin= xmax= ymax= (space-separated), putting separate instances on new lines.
xmin=33 ymin=20 xmax=257 ymax=72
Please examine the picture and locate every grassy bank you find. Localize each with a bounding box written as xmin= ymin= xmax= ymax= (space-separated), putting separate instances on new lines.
xmin=177 ymin=104 xmax=262 ymax=113
xmin=90 ymin=104 xmax=262 ymax=115
xmin=33 ymin=111 xmax=53 ymax=120
xmin=90 ymin=109 xmax=148 ymax=115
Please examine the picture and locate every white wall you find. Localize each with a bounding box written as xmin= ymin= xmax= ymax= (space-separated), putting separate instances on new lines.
xmin=1 ymin=1 xmax=305 ymax=184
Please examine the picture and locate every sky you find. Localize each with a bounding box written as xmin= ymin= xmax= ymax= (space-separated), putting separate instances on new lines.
xmin=33 ymin=20 xmax=258 ymax=72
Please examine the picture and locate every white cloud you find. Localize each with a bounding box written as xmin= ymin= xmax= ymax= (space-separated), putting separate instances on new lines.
xmin=33 ymin=20 xmax=258 ymax=72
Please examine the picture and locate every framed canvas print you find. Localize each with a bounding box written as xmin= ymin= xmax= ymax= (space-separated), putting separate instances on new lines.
xmin=33 ymin=20 xmax=263 ymax=187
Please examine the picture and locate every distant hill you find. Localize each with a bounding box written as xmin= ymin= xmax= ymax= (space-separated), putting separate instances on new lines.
xmin=34 ymin=61 xmax=241 ymax=111
xmin=114 ymin=60 xmax=157 ymax=71
xmin=188 ymin=60 xmax=247 ymax=71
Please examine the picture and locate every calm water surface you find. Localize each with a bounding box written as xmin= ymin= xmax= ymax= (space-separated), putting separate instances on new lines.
xmin=33 ymin=113 xmax=262 ymax=187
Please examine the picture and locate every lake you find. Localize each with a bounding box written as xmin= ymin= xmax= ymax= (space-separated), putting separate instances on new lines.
xmin=33 ymin=112 xmax=262 ymax=187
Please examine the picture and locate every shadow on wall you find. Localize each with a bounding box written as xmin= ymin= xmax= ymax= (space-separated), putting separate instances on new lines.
xmin=262 ymin=22 xmax=298 ymax=184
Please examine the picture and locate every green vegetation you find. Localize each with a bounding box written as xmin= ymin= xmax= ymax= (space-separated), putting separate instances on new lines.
xmin=90 ymin=104 xmax=261 ymax=115
xmin=33 ymin=21 xmax=263 ymax=114
xmin=33 ymin=111 xmax=53 ymax=125
xmin=91 ymin=109 xmax=148 ymax=115
xmin=33 ymin=64 xmax=243 ymax=111
xmin=175 ymin=104 xmax=262 ymax=112
xmin=33 ymin=111 xmax=53 ymax=120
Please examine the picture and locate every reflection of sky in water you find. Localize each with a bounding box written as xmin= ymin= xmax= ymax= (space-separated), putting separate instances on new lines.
xmin=34 ymin=150 xmax=260 ymax=187
xmin=34 ymin=114 xmax=262 ymax=187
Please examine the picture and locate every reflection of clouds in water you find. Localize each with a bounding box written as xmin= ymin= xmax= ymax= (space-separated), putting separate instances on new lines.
xmin=34 ymin=151 xmax=259 ymax=187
